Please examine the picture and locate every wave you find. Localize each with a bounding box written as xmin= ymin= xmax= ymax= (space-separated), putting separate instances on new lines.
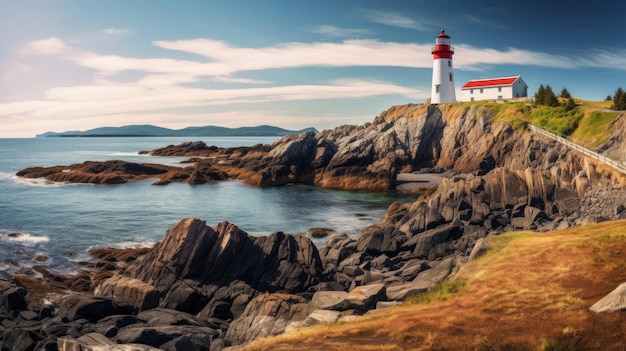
xmin=0 ymin=231 xmax=50 ymax=244
xmin=112 ymin=240 xmax=157 ymax=249
xmin=10 ymin=174 xmax=89 ymax=187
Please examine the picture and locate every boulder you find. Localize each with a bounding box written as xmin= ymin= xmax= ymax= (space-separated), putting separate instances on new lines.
xmin=57 ymin=295 xmax=135 ymax=323
xmin=224 ymin=293 xmax=309 ymax=345
xmin=308 ymin=291 xmax=348 ymax=312
xmin=95 ymin=275 xmax=160 ymax=311
xmin=0 ymin=280 xmax=27 ymax=314
xmin=468 ymin=238 xmax=491 ymax=261
xmin=114 ymin=325 xmax=218 ymax=348
xmin=305 ymin=309 xmax=341 ymax=325
xmin=385 ymin=281 xmax=431 ymax=301
xmin=130 ymin=219 xmax=322 ymax=314
xmin=58 ymin=332 xmax=160 ymax=351
xmin=341 ymin=283 xmax=386 ymax=311
xmin=590 ymin=282 xmax=626 ymax=313
xmin=137 ymin=307 xmax=212 ymax=327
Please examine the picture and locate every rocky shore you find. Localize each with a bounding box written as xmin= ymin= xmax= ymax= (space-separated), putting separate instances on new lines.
xmin=5 ymin=103 xmax=626 ymax=350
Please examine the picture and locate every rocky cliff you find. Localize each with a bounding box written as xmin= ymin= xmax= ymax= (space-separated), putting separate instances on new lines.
xmin=5 ymin=103 xmax=626 ymax=350
xmin=599 ymin=112 xmax=626 ymax=163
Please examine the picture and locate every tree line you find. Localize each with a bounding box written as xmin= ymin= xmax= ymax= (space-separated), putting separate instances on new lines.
xmin=535 ymin=85 xmax=626 ymax=110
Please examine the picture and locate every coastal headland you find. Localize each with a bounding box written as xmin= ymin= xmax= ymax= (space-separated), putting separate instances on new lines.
xmin=4 ymin=102 xmax=626 ymax=350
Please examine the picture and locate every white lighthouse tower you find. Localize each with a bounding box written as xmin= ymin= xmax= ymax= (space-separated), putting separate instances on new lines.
xmin=430 ymin=29 xmax=456 ymax=104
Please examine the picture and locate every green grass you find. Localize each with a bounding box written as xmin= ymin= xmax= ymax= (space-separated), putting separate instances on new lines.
xmin=469 ymin=99 xmax=620 ymax=146
xmin=569 ymin=110 xmax=620 ymax=146
xmin=408 ymin=278 xmax=467 ymax=305
xmin=529 ymin=105 xmax=585 ymax=136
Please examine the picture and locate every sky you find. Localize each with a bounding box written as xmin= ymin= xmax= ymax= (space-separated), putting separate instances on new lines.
xmin=1 ymin=0 xmax=625 ymax=138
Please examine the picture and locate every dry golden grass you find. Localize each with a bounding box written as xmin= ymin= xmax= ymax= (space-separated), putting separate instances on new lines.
xmin=242 ymin=221 xmax=626 ymax=351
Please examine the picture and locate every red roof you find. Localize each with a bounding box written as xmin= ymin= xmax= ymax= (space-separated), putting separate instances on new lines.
xmin=461 ymin=76 xmax=519 ymax=89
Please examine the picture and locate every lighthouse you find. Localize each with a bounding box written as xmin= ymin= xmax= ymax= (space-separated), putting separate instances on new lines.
xmin=430 ymin=29 xmax=456 ymax=104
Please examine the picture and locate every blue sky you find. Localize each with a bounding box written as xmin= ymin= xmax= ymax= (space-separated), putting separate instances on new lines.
xmin=1 ymin=0 xmax=624 ymax=137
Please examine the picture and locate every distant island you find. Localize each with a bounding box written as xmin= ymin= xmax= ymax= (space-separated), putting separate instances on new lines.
xmin=36 ymin=124 xmax=318 ymax=138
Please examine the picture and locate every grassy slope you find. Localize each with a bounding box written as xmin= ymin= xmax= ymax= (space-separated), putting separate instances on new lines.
xmin=242 ymin=221 xmax=626 ymax=351
xmin=472 ymin=100 xmax=620 ymax=148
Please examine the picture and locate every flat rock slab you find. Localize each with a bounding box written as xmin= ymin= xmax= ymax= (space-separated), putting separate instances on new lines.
xmin=590 ymin=282 xmax=626 ymax=313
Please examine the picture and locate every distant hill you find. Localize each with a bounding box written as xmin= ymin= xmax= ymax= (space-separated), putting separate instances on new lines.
xmin=36 ymin=124 xmax=319 ymax=138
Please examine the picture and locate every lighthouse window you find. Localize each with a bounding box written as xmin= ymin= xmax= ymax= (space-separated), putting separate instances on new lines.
xmin=449 ymin=73 xmax=453 ymax=82
xmin=448 ymin=60 xmax=451 ymax=67
xmin=435 ymin=84 xmax=440 ymax=93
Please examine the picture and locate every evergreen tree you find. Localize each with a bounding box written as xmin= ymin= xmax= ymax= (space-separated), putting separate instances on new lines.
xmin=534 ymin=84 xmax=559 ymax=106
xmin=564 ymin=97 xmax=576 ymax=111
xmin=544 ymin=85 xmax=559 ymax=106
xmin=534 ymin=84 xmax=546 ymax=105
xmin=612 ymin=87 xmax=626 ymax=110
xmin=560 ymin=87 xmax=571 ymax=99
xmin=606 ymin=95 xmax=613 ymax=101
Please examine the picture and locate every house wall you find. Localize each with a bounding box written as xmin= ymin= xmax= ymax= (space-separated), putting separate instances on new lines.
xmin=461 ymin=79 xmax=528 ymax=102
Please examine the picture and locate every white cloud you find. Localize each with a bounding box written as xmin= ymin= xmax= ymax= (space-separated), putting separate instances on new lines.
xmin=312 ymin=25 xmax=372 ymax=38
xmin=360 ymin=10 xmax=428 ymax=31
xmin=5 ymin=34 xmax=626 ymax=137
xmin=102 ymin=28 xmax=131 ymax=35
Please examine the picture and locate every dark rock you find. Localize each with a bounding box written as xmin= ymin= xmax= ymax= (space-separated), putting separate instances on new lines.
xmin=114 ymin=325 xmax=219 ymax=348
xmin=118 ymin=218 xmax=322 ymax=315
xmin=137 ymin=307 xmax=209 ymax=327
xmin=224 ymin=293 xmax=309 ymax=346
xmin=0 ymin=280 xmax=27 ymax=314
xmin=398 ymin=259 xmax=430 ymax=281
xmin=307 ymin=227 xmax=335 ymax=239
xmin=161 ymin=334 xmax=212 ymax=351
xmin=94 ymin=275 xmax=160 ymax=311
xmin=57 ymin=295 xmax=135 ymax=323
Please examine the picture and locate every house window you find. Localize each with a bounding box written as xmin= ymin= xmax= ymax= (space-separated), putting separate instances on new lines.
xmin=470 ymin=97 xmax=475 ymax=101
xmin=498 ymin=95 xmax=503 ymax=99
xmin=498 ymin=87 xmax=502 ymax=92
xmin=449 ymin=73 xmax=453 ymax=82
xmin=470 ymin=89 xmax=474 ymax=94
xmin=480 ymin=88 xmax=483 ymax=94
xmin=435 ymin=84 xmax=440 ymax=93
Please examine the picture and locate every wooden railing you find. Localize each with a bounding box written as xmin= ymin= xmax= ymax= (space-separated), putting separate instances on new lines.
xmin=528 ymin=124 xmax=626 ymax=175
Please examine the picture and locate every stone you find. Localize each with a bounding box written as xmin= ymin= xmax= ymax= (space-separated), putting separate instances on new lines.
xmin=130 ymin=219 xmax=322 ymax=314
xmin=137 ymin=307 xmax=210 ymax=327
xmin=95 ymin=275 xmax=160 ymax=311
xmin=57 ymin=295 xmax=135 ymax=323
xmin=398 ymin=259 xmax=430 ymax=281
xmin=58 ymin=333 xmax=160 ymax=351
xmin=385 ymin=281 xmax=431 ymax=301
xmin=590 ymin=282 xmax=626 ymax=313
xmin=305 ymin=310 xmax=341 ymax=325
xmin=0 ymin=280 xmax=27 ymax=313
xmin=468 ymin=238 xmax=491 ymax=261
xmin=341 ymin=283 xmax=386 ymax=311
xmin=308 ymin=291 xmax=348 ymax=312
xmin=114 ymin=325 xmax=219 ymax=348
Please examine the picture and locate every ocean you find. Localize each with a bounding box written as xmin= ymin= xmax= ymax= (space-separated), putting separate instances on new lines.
xmin=0 ymin=137 xmax=404 ymax=277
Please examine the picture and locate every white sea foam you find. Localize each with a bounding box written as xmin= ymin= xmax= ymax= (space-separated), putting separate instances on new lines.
xmin=113 ymin=240 xmax=157 ymax=249
xmin=11 ymin=174 xmax=81 ymax=187
xmin=0 ymin=232 xmax=50 ymax=244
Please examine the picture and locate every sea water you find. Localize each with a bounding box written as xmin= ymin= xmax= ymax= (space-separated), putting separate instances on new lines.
xmin=0 ymin=137 xmax=406 ymax=277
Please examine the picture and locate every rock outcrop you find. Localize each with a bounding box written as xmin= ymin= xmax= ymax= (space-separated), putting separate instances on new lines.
xmin=6 ymin=103 xmax=626 ymax=350
xmin=16 ymin=160 xmax=228 ymax=186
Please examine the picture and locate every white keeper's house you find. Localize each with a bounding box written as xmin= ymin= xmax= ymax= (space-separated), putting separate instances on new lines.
xmin=460 ymin=75 xmax=528 ymax=102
